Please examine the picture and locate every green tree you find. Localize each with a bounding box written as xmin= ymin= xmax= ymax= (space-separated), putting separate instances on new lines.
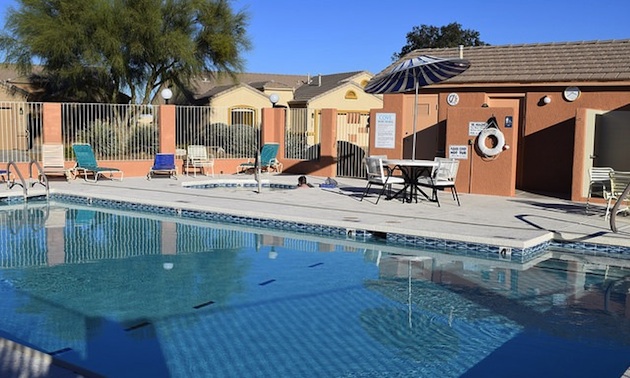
xmin=393 ymin=22 xmax=488 ymax=60
xmin=0 ymin=0 xmax=251 ymax=104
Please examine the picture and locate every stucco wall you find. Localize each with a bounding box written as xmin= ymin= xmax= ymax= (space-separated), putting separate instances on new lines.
xmin=446 ymin=108 xmax=516 ymax=197
xmin=308 ymin=84 xmax=382 ymax=111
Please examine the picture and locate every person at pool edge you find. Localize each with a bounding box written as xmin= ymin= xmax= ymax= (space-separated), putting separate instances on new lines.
xmin=297 ymin=175 xmax=313 ymax=188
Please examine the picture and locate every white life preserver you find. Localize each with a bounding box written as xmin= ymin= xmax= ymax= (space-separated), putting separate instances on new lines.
xmin=477 ymin=127 xmax=505 ymax=157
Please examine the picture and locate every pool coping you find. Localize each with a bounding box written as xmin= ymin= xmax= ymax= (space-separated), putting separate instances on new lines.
xmin=48 ymin=190 xmax=630 ymax=263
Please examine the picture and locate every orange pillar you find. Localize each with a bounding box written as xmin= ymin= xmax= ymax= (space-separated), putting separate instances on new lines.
xmin=261 ymin=107 xmax=286 ymax=167
xmin=368 ymin=94 xmax=406 ymax=159
xmin=571 ymin=108 xmax=588 ymax=202
xmin=42 ymin=103 xmax=62 ymax=144
xmin=261 ymin=108 xmax=285 ymax=143
xmin=158 ymin=105 xmax=176 ymax=153
xmin=318 ymin=108 xmax=338 ymax=178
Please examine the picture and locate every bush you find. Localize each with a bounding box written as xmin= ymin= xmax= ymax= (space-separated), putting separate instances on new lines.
xmin=76 ymin=120 xmax=122 ymax=158
xmin=127 ymin=125 xmax=158 ymax=158
xmin=196 ymin=122 xmax=259 ymax=159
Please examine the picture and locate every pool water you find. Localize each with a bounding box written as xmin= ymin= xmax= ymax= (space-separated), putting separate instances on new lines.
xmin=0 ymin=202 xmax=629 ymax=377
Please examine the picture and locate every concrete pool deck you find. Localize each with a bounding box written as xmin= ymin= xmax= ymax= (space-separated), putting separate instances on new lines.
xmin=48 ymin=172 xmax=630 ymax=251
xmin=1 ymin=172 xmax=630 ymax=377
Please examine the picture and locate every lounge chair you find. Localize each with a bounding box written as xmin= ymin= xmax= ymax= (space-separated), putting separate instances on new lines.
xmin=41 ymin=144 xmax=71 ymax=181
xmin=237 ymin=143 xmax=281 ymax=174
xmin=586 ymin=166 xmax=613 ymax=214
xmin=360 ymin=156 xmax=405 ymax=204
xmin=0 ymin=169 xmax=7 ymax=186
xmin=147 ymin=153 xmax=177 ymax=180
xmin=604 ymin=170 xmax=630 ymax=220
xmin=417 ymin=158 xmax=461 ymax=207
xmin=71 ymin=143 xmax=124 ymax=182
xmin=185 ymin=145 xmax=214 ymax=177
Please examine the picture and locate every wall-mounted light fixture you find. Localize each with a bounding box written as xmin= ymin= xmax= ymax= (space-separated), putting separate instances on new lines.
xmin=542 ymin=95 xmax=551 ymax=104
xmin=19 ymin=107 xmax=23 ymax=115
xmin=481 ymin=103 xmax=489 ymax=108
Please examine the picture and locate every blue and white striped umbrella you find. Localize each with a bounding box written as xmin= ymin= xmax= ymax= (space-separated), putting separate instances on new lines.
xmin=365 ymin=55 xmax=470 ymax=159
xmin=364 ymin=55 xmax=470 ymax=94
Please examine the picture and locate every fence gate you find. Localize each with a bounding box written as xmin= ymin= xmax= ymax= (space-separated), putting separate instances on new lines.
xmin=336 ymin=111 xmax=370 ymax=178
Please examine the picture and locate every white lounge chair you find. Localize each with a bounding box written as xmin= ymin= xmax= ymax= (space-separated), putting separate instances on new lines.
xmin=360 ymin=156 xmax=405 ymax=204
xmin=185 ymin=145 xmax=214 ymax=177
xmin=418 ymin=158 xmax=460 ymax=207
xmin=42 ymin=144 xmax=71 ymax=181
xmin=604 ymin=170 xmax=630 ymax=220
xmin=586 ymin=166 xmax=613 ymax=214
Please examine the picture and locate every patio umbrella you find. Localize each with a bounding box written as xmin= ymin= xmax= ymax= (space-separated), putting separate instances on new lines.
xmin=365 ymin=55 xmax=470 ymax=159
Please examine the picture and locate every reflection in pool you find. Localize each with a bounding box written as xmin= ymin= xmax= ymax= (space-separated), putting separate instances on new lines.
xmin=0 ymin=201 xmax=629 ymax=377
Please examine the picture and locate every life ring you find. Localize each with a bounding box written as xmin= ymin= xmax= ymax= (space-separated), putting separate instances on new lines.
xmin=477 ymin=127 xmax=505 ymax=157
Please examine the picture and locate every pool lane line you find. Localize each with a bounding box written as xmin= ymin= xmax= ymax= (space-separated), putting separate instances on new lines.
xmin=308 ymin=262 xmax=324 ymax=268
xmin=193 ymin=300 xmax=215 ymax=309
xmin=259 ymin=279 xmax=276 ymax=286
xmin=49 ymin=347 xmax=72 ymax=356
xmin=124 ymin=321 xmax=151 ymax=332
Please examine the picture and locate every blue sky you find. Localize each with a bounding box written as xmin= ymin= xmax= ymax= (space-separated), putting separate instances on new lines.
xmin=2 ymin=0 xmax=629 ymax=75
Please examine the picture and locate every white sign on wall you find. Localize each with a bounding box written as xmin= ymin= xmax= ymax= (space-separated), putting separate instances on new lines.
xmin=449 ymin=145 xmax=468 ymax=159
xmin=374 ymin=113 xmax=396 ymax=149
xmin=468 ymin=122 xmax=487 ymax=136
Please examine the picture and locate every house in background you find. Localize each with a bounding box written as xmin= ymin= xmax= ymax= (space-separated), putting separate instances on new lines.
xmin=368 ymin=39 xmax=630 ymax=201
xmin=289 ymin=71 xmax=382 ymax=151
xmin=163 ymin=70 xmax=381 ymax=126
xmin=164 ymin=71 xmax=382 ymax=176
xmin=0 ymin=67 xmax=42 ymax=158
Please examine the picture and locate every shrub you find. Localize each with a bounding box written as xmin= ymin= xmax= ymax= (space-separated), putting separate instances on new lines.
xmin=127 ymin=125 xmax=158 ymax=158
xmin=76 ymin=120 xmax=122 ymax=158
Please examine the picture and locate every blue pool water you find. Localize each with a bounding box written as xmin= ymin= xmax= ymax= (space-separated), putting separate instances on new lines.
xmin=0 ymin=201 xmax=629 ymax=377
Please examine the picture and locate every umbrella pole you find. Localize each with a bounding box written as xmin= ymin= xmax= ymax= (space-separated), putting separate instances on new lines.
xmin=412 ymin=81 xmax=419 ymax=160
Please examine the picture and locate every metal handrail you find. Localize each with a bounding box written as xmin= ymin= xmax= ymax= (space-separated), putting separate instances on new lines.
xmin=6 ymin=161 xmax=27 ymax=198
xmin=4 ymin=160 xmax=50 ymax=199
xmin=610 ymin=181 xmax=630 ymax=233
xmin=28 ymin=159 xmax=50 ymax=198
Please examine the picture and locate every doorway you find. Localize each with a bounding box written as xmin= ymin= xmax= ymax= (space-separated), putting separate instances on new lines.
xmin=403 ymin=94 xmax=438 ymax=159
xmin=486 ymin=97 xmax=524 ymax=189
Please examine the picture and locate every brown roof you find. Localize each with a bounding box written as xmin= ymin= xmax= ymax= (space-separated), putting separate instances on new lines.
xmin=192 ymin=72 xmax=308 ymax=97
xmin=389 ymin=39 xmax=630 ymax=86
xmin=292 ymin=71 xmax=367 ymax=102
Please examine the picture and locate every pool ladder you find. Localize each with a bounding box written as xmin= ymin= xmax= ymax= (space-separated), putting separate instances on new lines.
xmin=2 ymin=160 xmax=50 ymax=200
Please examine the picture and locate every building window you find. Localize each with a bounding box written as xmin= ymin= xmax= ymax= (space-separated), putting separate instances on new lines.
xmin=345 ymin=90 xmax=357 ymax=100
xmin=360 ymin=79 xmax=369 ymax=87
xmin=230 ymin=106 xmax=256 ymax=126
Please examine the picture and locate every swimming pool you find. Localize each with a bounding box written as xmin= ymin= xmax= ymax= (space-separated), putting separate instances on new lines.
xmin=1 ymin=201 xmax=629 ymax=377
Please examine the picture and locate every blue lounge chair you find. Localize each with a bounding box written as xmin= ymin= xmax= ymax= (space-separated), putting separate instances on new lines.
xmin=71 ymin=143 xmax=124 ymax=182
xmin=237 ymin=143 xmax=282 ymax=174
xmin=147 ymin=153 xmax=177 ymax=180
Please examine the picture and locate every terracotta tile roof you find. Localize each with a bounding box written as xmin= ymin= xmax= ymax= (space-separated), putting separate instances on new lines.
xmin=388 ymin=39 xmax=630 ymax=85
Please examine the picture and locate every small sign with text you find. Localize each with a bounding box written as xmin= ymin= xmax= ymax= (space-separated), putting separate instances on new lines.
xmin=449 ymin=145 xmax=468 ymax=159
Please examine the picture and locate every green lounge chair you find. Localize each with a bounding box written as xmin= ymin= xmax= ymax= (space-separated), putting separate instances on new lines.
xmin=71 ymin=143 xmax=124 ymax=182
xmin=237 ymin=143 xmax=282 ymax=174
